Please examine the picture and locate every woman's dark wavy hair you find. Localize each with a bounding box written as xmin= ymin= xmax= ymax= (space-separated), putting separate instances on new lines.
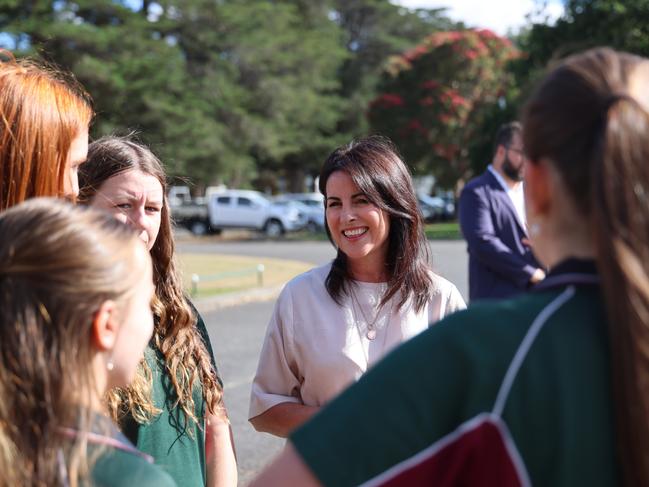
xmin=319 ymin=135 xmax=433 ymax=312
xmin=523 ymin=47 xmax=649 ymax=486
xmin=78 ymin=135 xmax=224 ymax=428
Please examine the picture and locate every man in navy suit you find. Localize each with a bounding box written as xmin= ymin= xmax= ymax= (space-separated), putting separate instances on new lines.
xmin=459 ymin=122 xmax=545 ymax=301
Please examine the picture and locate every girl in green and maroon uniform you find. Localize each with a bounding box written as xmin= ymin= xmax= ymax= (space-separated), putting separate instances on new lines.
xmin=252 ymin=47 xmax=649 ymax=487
xmin=0 ymin=200 xmax=174 ymax=486
xmin=79 ymin=136 xmax=237 ymax=487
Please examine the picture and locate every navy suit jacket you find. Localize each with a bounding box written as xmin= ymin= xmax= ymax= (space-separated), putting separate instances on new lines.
xmin=459 ymin=170 xmax=540 ymax=301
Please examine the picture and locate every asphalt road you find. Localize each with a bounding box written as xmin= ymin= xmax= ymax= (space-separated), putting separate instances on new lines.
xmin=205 ymin=300 xmax=284 ymax=485
xmin=195 ymin=238 xmax=468 ymax=484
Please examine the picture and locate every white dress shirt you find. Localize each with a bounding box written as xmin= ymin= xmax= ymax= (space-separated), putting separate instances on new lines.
xmin=488 ymin=165 xmax=527 ymax=230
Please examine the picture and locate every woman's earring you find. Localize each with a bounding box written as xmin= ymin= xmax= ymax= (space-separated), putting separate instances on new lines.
xmin=106 ymin=358 xmax=114 ymax=371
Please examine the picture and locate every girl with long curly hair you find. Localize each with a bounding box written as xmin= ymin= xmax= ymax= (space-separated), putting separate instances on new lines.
xmin=78 ymin=136 xmax=236 ymax=487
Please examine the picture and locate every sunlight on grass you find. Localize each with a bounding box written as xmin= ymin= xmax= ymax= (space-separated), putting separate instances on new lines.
xmin=425 ymin=222 xmax=462 ymax=240
xmin=177 ymin=253 xmax=313 ymax=298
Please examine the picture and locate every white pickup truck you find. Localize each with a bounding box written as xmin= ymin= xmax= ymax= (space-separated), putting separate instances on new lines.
xmin=168 ymin=185 xmax=218 ymax=236
xmin=169 ymin=187 xmax=307 ymax=237
xmin=208 ymin=190 xmax=306 ymax=237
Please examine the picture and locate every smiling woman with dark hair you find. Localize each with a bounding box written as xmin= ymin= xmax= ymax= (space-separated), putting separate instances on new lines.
xmin=248 ymin=135 xmax=465 ymax=438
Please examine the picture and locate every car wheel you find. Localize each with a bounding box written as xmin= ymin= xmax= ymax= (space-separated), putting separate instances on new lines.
xmin=190 ymin=220 xmax=208 ymax=236
xmin=264 ymin=219 xmax=284 ymax=238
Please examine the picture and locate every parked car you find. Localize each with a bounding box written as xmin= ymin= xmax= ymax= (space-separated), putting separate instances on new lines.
xmin=417 ymin=198 xmax=436 ymax=222
xmin=168 ymin=185 xmax=230 ymax=235
xmin=418 ymin=194 xmax=456 ymax=222
xmin=168 ymin=185 xmax=210 ymax=235
xmin=208 ymin=190 xmax=307 ymax=237
xmin=440 ymin=194 xmax=456 ymax=219
xmin=273 ymin=193 xmax=325 ymax=232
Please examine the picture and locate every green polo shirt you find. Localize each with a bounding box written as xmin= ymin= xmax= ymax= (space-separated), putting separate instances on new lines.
xmin=292 ymin=260 xmax=618 ymax=486
xmin=122 ymin=310 xmax=219 ymax=487
xmin=61 ymin=415 xmax=175 ymax=486
xmin=90 ymin=432 xmax=176 ymax=486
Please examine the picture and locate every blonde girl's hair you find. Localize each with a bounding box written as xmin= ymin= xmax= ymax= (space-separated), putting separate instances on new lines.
xmin=0 ymin=198 xmax=146 ymax=486
xmin=0 ymin=51 xmax=93 ymax=210
xmin=78 ymin=135 xmax=224 ymax=428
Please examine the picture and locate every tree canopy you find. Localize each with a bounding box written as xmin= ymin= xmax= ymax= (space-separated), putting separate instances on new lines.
xmin=4 ymin=0 xmax=638 ymax=192
xmin=0 ymin=0 xmax=457 ymax=191
xmin=368 ymin=29 xmax=518 ymax=185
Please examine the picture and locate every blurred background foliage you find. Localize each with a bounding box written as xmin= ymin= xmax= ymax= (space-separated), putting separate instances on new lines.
xmin=368 ymin=29 xmax=519 ymax=186
xmin=1 ymin=0 xmax=647 ymax=192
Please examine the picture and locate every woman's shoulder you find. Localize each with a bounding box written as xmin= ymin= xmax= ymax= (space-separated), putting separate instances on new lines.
xmin=428 ymin=272 xmax=458 ymax=293
xmin=428 ymin=271 xmax=464 ymax=302
xmin=434 ymin=289 xmax=565 ymax=339
xmin=282 ymin=261 xmax=332 ymax=294
xmin=183 ymin=299 xmax=212 ymax=346
xmin=273 ymin=262 xmax=336 ymax=321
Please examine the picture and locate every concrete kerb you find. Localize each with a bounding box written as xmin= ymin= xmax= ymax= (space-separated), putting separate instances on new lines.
xmin=192 ymin=282 xmax=286 ymax=315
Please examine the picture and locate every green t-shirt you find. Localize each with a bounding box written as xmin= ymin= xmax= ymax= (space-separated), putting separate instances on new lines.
xmin=122 ymin=310 xmax=219 ymax=487
xmin=292 ymin=260 xmax=618 ymax=486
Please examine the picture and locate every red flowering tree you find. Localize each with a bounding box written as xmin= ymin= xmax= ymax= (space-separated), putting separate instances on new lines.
xmin=368 ymin=29 xmax=519 ymax=186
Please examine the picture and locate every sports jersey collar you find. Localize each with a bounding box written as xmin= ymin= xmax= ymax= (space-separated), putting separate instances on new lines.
xmin=532 ymin=258 xmax=599 ymax=292
xmin=58 ymin=413 xmax=154 ymax=463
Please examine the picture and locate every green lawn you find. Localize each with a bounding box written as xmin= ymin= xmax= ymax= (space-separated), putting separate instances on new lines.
xmin=425 ymin=221 xmax=462 ymax=240
xmin=177 ymin=253 xmax=312 ymax=298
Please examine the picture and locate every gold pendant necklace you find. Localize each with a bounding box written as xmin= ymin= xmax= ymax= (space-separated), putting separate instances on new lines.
xmin=349 ymin=283 xmax=391 ymax=340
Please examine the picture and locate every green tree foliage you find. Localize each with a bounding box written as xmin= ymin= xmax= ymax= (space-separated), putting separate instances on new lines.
xmin=507 ymin=0 xmax=649 ymax=113
xmin=207 ymin=0 xmax=347 ymax=191
xmin=0 ymin=0 xmax=456 ymax=190
xmin=0 ymin=0 xmax=231 ymax=183
xmin=435 ymin=0 xmax=649 ymax=183
xmin=368 ymin=29 xmax=519 ymax=186
xmin=333 ymin=0 xmax=458 ymax=137
xmin=522 ymin=0 xmax=649 ymax=72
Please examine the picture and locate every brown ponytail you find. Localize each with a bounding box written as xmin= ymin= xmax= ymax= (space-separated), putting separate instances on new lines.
xmin=591 ymin=93 xmax=649 ymax=486
xmin=523 ymin=48 xmax=649 ymax=485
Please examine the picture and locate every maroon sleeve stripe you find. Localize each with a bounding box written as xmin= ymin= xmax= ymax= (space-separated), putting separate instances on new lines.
xmin=361 ymin=414 xmax=531 ymax=487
